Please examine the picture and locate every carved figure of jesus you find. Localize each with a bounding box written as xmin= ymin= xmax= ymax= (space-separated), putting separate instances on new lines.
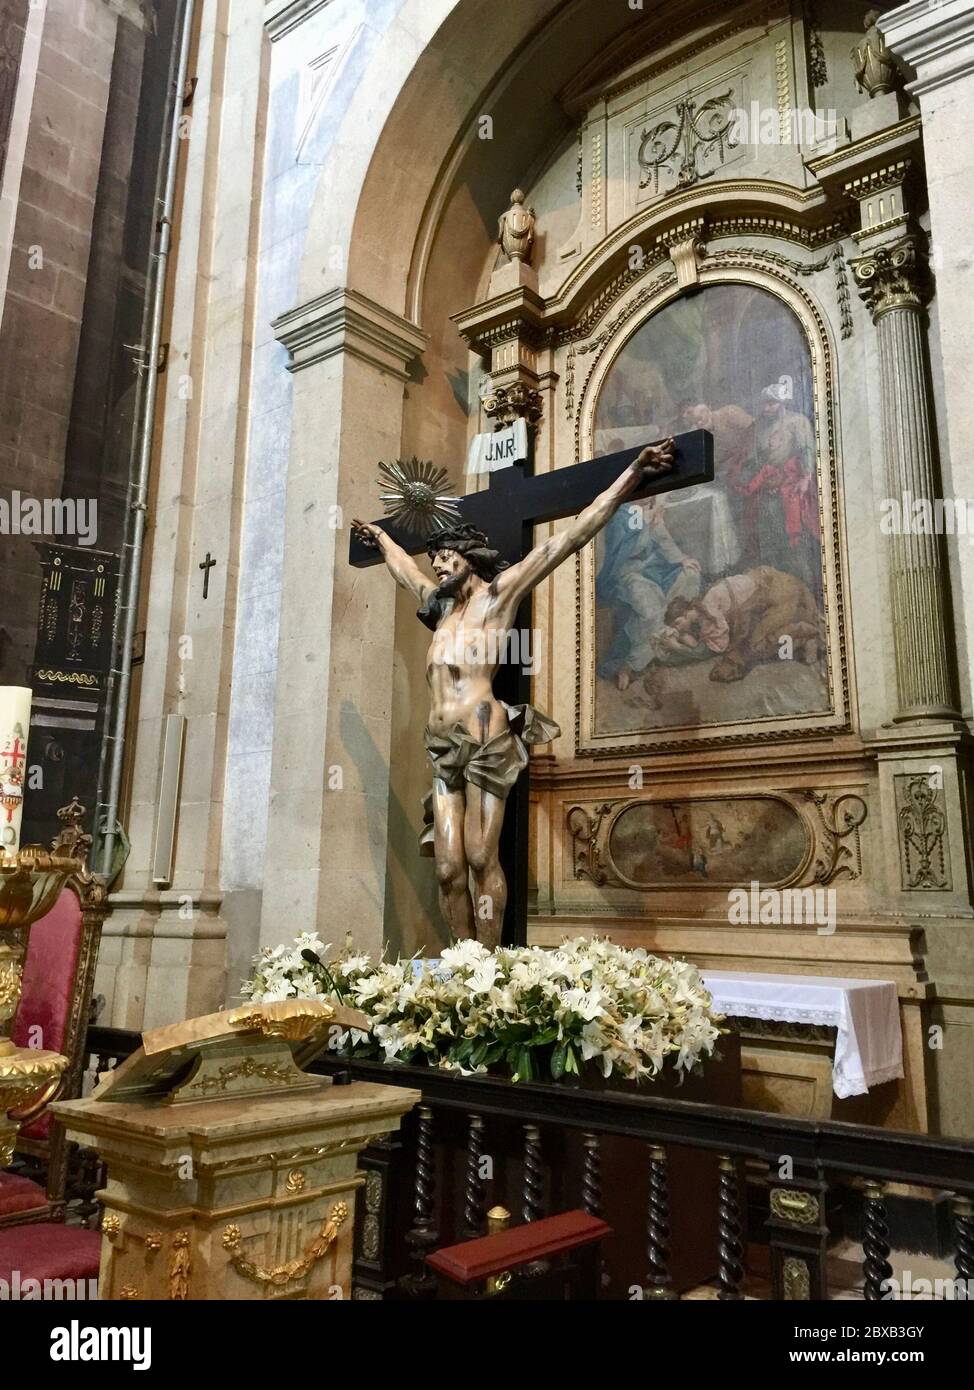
xmin=352 ymin=438 xmax=674 ymax=948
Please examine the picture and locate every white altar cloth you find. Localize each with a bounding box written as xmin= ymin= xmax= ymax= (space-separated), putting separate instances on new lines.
xmin=701 ymin=972 xmax=903 ymax=1100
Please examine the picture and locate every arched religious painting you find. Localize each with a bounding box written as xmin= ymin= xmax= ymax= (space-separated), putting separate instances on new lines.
xmin=577 ymin=280 xmax=845 ymax=753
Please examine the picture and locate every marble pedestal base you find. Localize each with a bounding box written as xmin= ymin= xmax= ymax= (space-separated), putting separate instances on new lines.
xmin=56 ymin=1079 xmax=419 ymax=1300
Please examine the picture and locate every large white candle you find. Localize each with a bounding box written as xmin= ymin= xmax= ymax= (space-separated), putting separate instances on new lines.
xmin=0 ymin=687 xmax=31 ymax=855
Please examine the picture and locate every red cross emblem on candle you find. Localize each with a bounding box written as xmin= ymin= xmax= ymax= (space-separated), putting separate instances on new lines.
xmin=0 ymin=736 xmax=26 ymax=822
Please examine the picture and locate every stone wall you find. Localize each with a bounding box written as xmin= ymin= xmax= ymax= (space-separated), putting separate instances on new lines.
xmin=0 ymin=0 xmax=118 ymax=683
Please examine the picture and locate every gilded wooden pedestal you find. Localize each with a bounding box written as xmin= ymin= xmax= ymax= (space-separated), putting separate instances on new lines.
xmin=54 ymin=1000 xmax=419 ymax=1300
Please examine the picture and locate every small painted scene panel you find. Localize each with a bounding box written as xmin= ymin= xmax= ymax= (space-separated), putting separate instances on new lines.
xmin=607 ymin=797 xmax=809 ymax=888
xmin=592 ymin=283 xmax=830 ymax=738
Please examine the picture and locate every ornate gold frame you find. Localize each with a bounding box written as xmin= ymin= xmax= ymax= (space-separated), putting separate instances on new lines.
xmin=567 ymin=787 xmax=868 ymax=893
xmin=572 ymin=253 xmax=851 ymax=757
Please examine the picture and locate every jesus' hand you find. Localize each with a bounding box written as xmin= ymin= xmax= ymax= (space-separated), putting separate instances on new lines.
xmin=633 ymin=438 xmax=675 ymax=479
xmin=351 ymin=518 xmax=384 ymax=549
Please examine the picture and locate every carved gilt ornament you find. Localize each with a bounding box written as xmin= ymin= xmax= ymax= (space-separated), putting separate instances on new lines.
xmin=222 ymin=1202 xmax=349 ymax=1289
xmin=850 ymin=235 xmax=925 ymax=321
xmin=771 ymin=1187 xmax=821 ymax=1226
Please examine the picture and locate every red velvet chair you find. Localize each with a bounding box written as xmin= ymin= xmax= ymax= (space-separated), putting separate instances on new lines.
xmin=0 ymin=802 xmax=107 ymax=1227
xmin=0 ymin=1222 xmax=101 ymax=1294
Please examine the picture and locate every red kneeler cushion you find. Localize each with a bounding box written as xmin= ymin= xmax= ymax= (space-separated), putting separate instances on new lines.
xmin=12 ymin=887 xmax=84 ymax=1141
xmin=0 ymin=1224 xmax=101 ymax=1284
xmin=0 ymin=1172 xmax=47 ymax=1216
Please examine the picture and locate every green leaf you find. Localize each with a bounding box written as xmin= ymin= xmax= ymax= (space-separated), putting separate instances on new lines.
xmin=564 ymin=1042 xmax=579 ymax=1075
xmin=516 ymin=1045 xmax=534 ymax=1082
xmin=550 ymin=1041 xmax=567 ymax=1080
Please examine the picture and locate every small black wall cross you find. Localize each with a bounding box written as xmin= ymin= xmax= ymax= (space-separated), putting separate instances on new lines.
xmin=199 ymin=552 xmax=216 ymax=599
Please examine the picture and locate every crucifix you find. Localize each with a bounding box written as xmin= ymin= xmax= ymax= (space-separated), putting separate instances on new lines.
xmin=349 ymin=426 xmax=713 ymax=948
xmin=199 ymin=552 xmax=216 ymax=599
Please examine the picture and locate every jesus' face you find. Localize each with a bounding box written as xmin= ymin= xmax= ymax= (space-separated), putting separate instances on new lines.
xmin=431 ymin=548 xmax=471 ymax=589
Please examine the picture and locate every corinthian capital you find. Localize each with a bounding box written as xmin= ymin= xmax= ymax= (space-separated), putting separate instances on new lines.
xmin=849 ymin=235 xmax=926 ymax=321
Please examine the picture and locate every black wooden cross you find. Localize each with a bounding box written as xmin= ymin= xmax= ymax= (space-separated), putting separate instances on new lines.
xmin=349 ymin=428 xmax=714 ymax=946
xmin=199 ymin=552 xmax=216 ymax=599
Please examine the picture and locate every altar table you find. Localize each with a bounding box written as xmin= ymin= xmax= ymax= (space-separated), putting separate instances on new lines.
xmin=701 ymin=972 xmax=903 ymax=1100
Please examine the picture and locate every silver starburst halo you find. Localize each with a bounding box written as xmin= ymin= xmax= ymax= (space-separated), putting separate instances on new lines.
xmin=377 ymin=457 xmax=460 ymax=535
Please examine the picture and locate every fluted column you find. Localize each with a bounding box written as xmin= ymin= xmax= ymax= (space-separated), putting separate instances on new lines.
xmin=851 ymin=233 xmax=959 ymax=721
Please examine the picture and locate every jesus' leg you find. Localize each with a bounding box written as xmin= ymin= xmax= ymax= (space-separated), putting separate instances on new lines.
xmin=431 ymin=780 xmax=475 ymax=940
xmin=463 ymin=784 xmax=507 ymax=950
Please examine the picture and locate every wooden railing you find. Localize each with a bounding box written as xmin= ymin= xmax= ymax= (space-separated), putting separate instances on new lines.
xmin=84 ymin=1026 xmax=974 ymax=1301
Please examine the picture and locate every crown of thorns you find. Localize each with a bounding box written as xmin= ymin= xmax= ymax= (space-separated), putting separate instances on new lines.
xmin=425 ymin=523 xmax=507 ymax=578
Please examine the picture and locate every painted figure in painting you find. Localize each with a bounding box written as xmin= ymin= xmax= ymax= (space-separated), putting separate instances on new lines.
xmin=352 ymin=440 xmax=674 ymax=947
xmin=662 ymin=566 xmax=822 ymax=682
xmin=739 ymin=383 xmax=819 ymax=590
xmin=596 ymin=494 xmax=702 ymax=699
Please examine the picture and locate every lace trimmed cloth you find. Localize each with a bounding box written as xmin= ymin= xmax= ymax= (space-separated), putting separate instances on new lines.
xmin=702 ymin=971 xmax=904 ymax=1099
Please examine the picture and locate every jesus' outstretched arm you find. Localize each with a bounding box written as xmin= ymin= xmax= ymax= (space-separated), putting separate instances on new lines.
xmin=350 ymin=520 xmax=434 ymax=604
xmin=491 ymin=438 xmax=675 ymax=608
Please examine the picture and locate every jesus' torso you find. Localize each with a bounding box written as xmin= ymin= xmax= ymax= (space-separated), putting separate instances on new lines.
xmin=425 ymin=585 xmax=514 ymax=741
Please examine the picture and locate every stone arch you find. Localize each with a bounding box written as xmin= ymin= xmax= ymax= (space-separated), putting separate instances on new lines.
xmin=300 ymin=0 xmax=564 ymax=316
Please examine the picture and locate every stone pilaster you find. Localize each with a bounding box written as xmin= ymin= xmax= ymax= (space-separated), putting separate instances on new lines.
xmin=261 ymin=289 xmax=427 ymax=957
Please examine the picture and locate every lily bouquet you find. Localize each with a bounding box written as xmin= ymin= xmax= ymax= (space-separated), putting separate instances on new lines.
xmin=242 ymin=932 xmax=721 ymax=1084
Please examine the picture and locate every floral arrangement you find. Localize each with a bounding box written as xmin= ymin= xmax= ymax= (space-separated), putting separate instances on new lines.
xmin=242 ymin=933 xmax=722 ymax=1084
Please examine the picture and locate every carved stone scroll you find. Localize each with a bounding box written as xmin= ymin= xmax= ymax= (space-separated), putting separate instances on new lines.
xmin=803 ymin=791 xmax=867 ymax=884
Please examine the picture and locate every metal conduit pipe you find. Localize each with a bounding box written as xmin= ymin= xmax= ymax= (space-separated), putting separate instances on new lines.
xmin=99 ymin=0 xmax=197 ymax=876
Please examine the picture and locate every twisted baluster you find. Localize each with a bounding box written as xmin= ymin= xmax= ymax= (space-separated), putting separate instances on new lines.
xmin=522 ymin=1124 xmax=545 ymax=1225
xmin=463 ymin=1114 xmax=486 ymax=1239
xmin=645 ymin=1145 xmax=677 ymax=1299
xmin=581 ymin=1133 xmax=602 ymax=1218
xmin=862 ymin=1179 xmax=893 ymax=1301
xmin=521 ymin=1124 xmax=548 ymax=1277
xmin=717 ymin=1156 xmax=744 ymax=1300
xmin=953 ymin=1195 xmax=974 ymax=1297
xmin=402 ymin=1105 xmax=438 ymax=1298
